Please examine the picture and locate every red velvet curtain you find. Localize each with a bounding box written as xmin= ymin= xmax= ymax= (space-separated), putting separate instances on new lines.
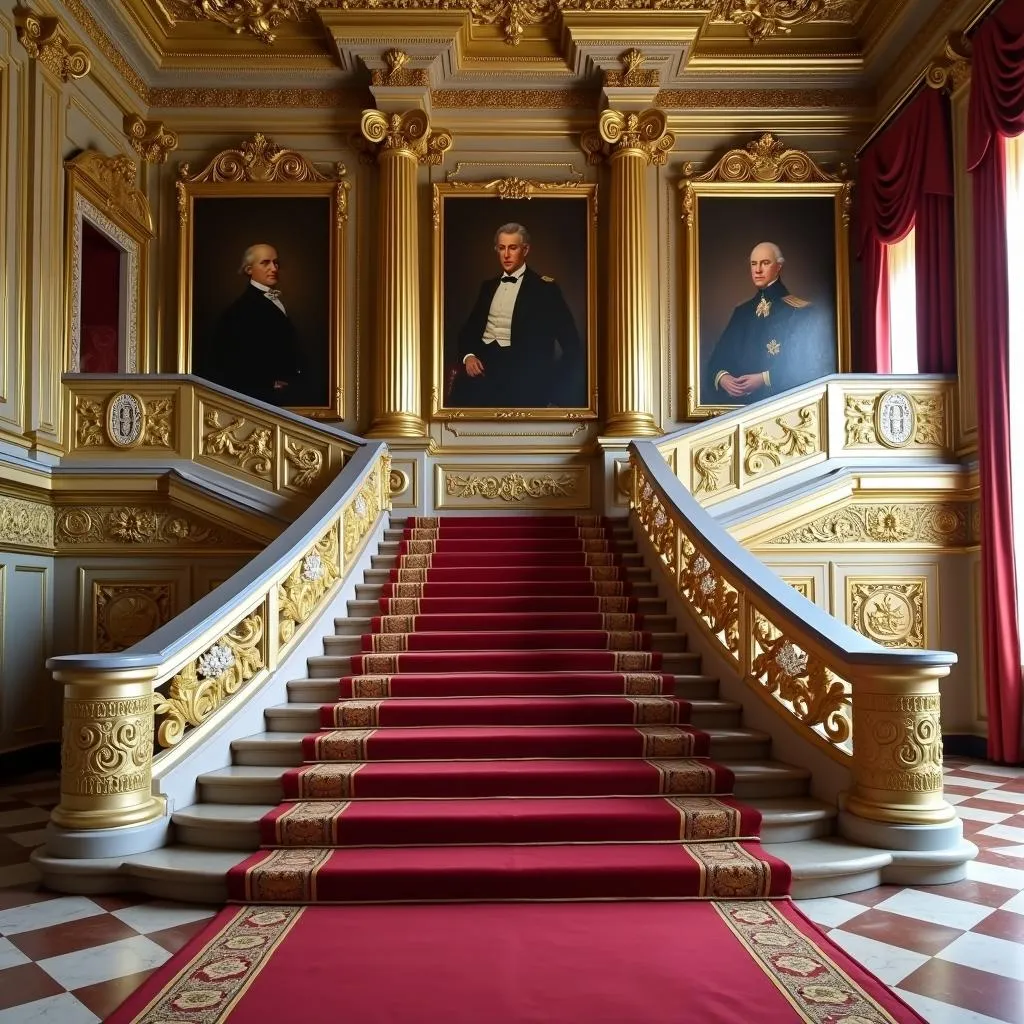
xmin=80 ymin=223 xmax=121 ymax=374
xmin=857 ymin=88 xmax=956 ymax=373
xmin=967 ymin=0 xmax=1024 ymax=764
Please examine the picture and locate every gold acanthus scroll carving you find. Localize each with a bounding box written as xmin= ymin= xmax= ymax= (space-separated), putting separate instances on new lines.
xmin=748 ymin=611 xmax=852 ymax=746
xmin=371 ymin=49 xmax=429 ymax=87
xmin=15 ymin=11 xmax=91 ymax=81
xmin=925 ymin=31 xmax=972 ymax=91
xmin=172 ymin=1 xmax=856 ymax=46
xmin=177 ymin=135 xmax=348 ymax=225
xmin=154 ymin=612 xmax=266 ymax=747
xmin=680 ymin=134 xmax=852 ymax=227
xmin=202 ymin=411 xmax=273 ymax=476
xmin=359 ymin=110 xmax=453 ymax=166
xmin=65 ymin=152 xmax=153 ymax=236
xmin=284 ymin=441 xmax=325 ymax=489
xmin=61 ymin=695 xmax=153 ymax=797
xmin=708 ymin=0 xmax=856 ymax=41
xmin=54 ymin=505 xmax=231 ymax=548
xmin=167 ymin=0 xmax=317 ymax=44
xmin=0 ymin=496 xmax=55 ymax=550
xmin=767 ymin=503 xmax=969 ymax=547
xmin=843 ymin=393 xmax=945 ymax=448
xmin=343 ymin=464 xmax=383 ymax=561
xmin=278 ymin=527 xmax=341 ymax=646
xmin=744 ymin=406 xmax=819 ymax=476
xmin=446 ymin=473 xmax=578 ymax=502
xmin=74 ymin=396 xmax=174 ymax=449
xmin=693 ymin=437 xmax=734 ymax=495
xmin=124 ymin=115 xmax=179 ymax=165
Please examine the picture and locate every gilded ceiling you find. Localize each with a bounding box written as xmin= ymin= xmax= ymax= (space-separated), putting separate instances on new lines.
xmin=59 ymin=0 xmax=988 ymax=121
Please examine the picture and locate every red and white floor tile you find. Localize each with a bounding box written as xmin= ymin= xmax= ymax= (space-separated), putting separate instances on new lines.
xmin=1 ymin=759 xmax=1023 ymax=1022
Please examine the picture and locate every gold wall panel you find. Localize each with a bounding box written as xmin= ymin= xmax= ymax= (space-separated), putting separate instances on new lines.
xmin=846 ymin=577 xmax=927 ymax=649
xmin=93 ymin=581 xmax=175 ymax=653
xmin=388 ymin=458 xmax=418 ymax=510
xmin=843 ymin=390 xmax=949 ymax=450
xmin=435 ymin=464 xmax=590 ymax=510
xmin=0 ymin=494 xmax=55 ymax=551
xmin=781 ymin=575 xmax=816 ymax=603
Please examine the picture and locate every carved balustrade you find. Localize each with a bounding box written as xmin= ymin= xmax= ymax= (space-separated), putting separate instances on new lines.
xmin=64 ymin=375 xmax=355 ymax=503
xmin=631 ymin=441 xmax=956 ymax=828
xmin=47 ymin=442 xmax=391 ymax=832
xmin=660 ymin=374 xmax=957 ymax=508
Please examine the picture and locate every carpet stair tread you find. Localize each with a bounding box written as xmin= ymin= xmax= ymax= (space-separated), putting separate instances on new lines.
xmin=258 ymin=794 xmax=762 ymax=846
xmin=359 ymin=613 xmax=677 ymax=632
xmin=229 ymin=840 xmax=791 ymax=902
xmin=198 ymin=758 xmax=811 ymax=803
xmin=327 ymin=633 xmax=687 ymax=654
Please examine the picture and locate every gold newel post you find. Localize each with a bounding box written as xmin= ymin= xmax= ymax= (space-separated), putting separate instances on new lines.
xmin=845 ymin=665 xmax=957 ymax=826
xmin=590 ymin=109 xmax=673 ymax=437
xmin=50 ymin=666 xmax=165 ymax=831
xmin=360 ymin=110 xmax=451 ymax=438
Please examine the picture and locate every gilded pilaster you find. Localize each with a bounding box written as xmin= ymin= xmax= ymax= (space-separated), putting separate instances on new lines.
xmin=585 ymin=108 xmax=672 ymax=438
xmin=359 ymin=109 xmax=451 ymax=438
xmin=51 ymin=665 xmax=164 ymax=830
xmin=15 ymin=11 xmax=87 ymax=455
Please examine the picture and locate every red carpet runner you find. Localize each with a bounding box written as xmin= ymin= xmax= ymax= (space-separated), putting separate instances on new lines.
xmin=228 ymin=516 xmax=790 ymax=903
xmin=109 ymin=901 xmax=928 ymax=1024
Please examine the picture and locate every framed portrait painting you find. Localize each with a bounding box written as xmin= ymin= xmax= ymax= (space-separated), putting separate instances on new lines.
xmin=176 ymin=134 xmax=348 ymax=418
xmin=432 ymin=179 xmax=598 ymax=420
xmin=680 ymin=134 xmax=853 ymax=419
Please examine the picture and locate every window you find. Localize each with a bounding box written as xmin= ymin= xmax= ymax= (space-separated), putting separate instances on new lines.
xmin=885 ymin=227 xmax=918 ymax=374
xmin=1005 ymin=133 xmax=1024 ymax=635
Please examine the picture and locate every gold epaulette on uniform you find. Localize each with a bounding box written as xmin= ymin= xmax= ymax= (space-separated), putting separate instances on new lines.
xmin=541 ymin=275 xmax=555 ymax=282
xmin=783 ymin=294 xmax=811 ymax=308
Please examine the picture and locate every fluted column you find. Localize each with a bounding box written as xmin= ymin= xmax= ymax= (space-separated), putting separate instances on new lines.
xmin=587 ymin=109 xmax=672 ymax=438
xmin=360 ymin=110 xmax=451 ymax=438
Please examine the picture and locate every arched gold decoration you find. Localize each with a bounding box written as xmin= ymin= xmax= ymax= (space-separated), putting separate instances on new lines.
xmin=708 ymin=0 xmax=854 ymax=42
xmin=65 ymin=151 xmax=153 ymax=235
xmin=178 ymin=132 xmax=336 ymax=188
xmin=169 ymin=0 xmax=316 ymax=44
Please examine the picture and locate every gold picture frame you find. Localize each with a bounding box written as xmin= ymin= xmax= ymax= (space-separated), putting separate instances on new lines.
xmin=176 ymin=133 xmax=349 ymax=419
xmin=431 ymin=178 xmax=598 ymax=421
xmin=65 ymin=150 xmax=154 ymax=375
xmin=680 ymin=133 xmax=853 ymax=419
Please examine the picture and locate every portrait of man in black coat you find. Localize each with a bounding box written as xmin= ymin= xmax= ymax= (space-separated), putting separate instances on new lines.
xmin=200 ymin=243 xmax=305 ymax=407
xmin=703 ymin=240 xmax=832 ymax=406
xmin=448 ymin=223 xmax=586 ymax=409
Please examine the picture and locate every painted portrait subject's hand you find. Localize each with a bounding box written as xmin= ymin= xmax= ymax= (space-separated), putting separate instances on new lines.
xmin=717 ymin=372 xmax=746 ymax=397
xmin=464 ymin=355 xmax=485 ymax=377
xmin=733 ymin=373 xmax=766 ymax=395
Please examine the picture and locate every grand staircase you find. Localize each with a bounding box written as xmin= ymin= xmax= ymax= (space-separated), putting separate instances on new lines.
xmin=158 ymin=514 xmax=868 ymax=904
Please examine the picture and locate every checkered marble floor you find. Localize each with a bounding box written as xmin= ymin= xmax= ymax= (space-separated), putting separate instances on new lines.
xmin=1 ymin=760 xmax=1024 ymax=1022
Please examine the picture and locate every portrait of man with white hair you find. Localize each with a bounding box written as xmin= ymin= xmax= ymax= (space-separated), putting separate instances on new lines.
xmin=202 ymin=242 xmax=305 ymax=407
xmin=702 ymin=240 xmax=832 ymax=406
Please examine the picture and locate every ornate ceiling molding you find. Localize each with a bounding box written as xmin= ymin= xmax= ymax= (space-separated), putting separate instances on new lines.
xmin=165 ymin=0 xmax=862 ymax=47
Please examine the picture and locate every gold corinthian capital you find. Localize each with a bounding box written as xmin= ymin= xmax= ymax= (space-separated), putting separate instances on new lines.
xmin=359 ymin=109 xmax=453 ymax=166
xmin=597 ymin=108 xmax=674 ymax=166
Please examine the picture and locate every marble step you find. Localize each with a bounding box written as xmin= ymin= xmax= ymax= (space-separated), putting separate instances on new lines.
xmin=197 ymin=758 xmax=812 ymax=807
xmin=263 ymin=698 xmax=744 ymax=733
xmin=320 ymin=631 xmax=690 ymax=656
xmin=228 ymin=726 xmax=774 ymax=767
xmin=288 ymin=671 xmax=722 ymax=702
xmin=170 ymin=796 xmax=837 ymax=852
xmin=303 ymin=650 xmax=704 ymax=680
xmin=33 ymin=832 xmax=973 ymax=905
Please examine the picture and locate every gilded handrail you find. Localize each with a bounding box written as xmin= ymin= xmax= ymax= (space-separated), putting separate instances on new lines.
xmin=659 ymin=373 xmax=957 ymax=508
xmin=631 ymin=440 xmax=957 ymax=827
xmin=46 ymin=438 xmax=390 ymax=832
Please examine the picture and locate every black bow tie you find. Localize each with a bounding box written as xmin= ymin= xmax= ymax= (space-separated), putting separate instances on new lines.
xmin=501 ymin=275 xmax=519 ymax=284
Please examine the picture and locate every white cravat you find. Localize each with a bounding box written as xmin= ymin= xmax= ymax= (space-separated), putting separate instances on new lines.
xmin=250 ymin=280 xmax=287 ymax=315
xmin=481 ymin=264 xmax=526 ymax=348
